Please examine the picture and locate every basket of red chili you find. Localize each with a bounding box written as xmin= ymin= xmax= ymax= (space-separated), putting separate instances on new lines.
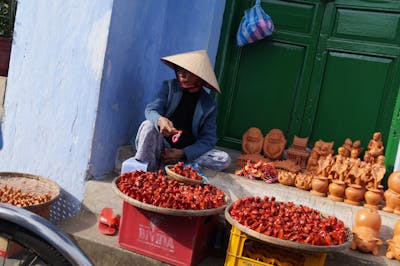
xmin=112 ymin=170 xmax=228 ymax=216
xmin=165 ymin=162 xmax=204 ymax=185
xmin=225 ymin=196 xmax=352 ymax=253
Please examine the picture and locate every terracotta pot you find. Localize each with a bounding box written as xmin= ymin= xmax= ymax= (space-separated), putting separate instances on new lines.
xmin=394 ymin=220 xmax=400 ymax=236
xmin=278 ymin=171 xmax=295 ymax=186
xmin=388 ymin=171 xmax=400 ymax=194
xmin=328 ymin=179 xmax=346 ymax=202
xmin=386 ymin=220 xmax=400 ymax=260
xmin=0 ymin=37 xmax=12 ymax=76
xmin=383 ymin=189 xmax=400 ymax=214
xmin=294 ymin=173 xmax=312 ymax=191
xmin=364 ymin=188 xmax=382 ymax=210
xmin=310 ymin=176 xmax=329 ymax=197
xmin=354 ymin=208 xmax=381 ymax=232
xmin=344 ymin=184 xmax=364 ymax=206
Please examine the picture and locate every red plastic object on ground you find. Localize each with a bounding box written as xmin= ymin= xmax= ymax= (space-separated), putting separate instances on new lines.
xmin=118 ymin=201 xmax=218 ymax=266
xmin=98 ymin=208 xmax=120 ymax=235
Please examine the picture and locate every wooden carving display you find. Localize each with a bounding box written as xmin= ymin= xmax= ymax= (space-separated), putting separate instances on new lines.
xmin=306 ymin=140 xmax=334 ymax=173
xmin=351 ymin=208 xmax=383 ymax=256
xmin=386 ymin=220 xmax=400 ymax=261
xmin=383 ymin=171 xmax=400 ymax=215
xmin=286 ymin=136 xmax=310 ymax=169
xmin=364 ymin=132 xmax=384 ymax=164
xmin=263 ymin=129 xmax=286 ymax=161
xmin=236 ymin=127 xmax=265 ymax=167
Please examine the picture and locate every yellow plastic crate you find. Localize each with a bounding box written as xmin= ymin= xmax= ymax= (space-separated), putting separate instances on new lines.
xmin=224 ymin=226 xmax=327 ymax=266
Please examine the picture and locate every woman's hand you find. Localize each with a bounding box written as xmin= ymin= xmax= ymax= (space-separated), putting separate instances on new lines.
xmin=162 ymin=148 xmax=185 ymax=164
xmin=157 ymin=116 xmax=176 ymax=137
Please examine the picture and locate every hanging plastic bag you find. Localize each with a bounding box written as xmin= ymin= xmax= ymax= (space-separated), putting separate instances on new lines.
xmin=236 ymin=0 xmax=274 ymax=47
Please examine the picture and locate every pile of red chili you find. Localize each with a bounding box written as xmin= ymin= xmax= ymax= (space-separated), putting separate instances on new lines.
xmin=117 ymin=170 xmax=226 ymax=210
xmin=235 ymin=160 xmax=277 ymax=181
xmin=229 ymin=196 xmax=348 ymax=246
xmin=170 ymin=162 xmax=202 ymax=181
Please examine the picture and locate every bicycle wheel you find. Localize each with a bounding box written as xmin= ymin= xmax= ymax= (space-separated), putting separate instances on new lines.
xmin=0 ymin=220 xmax=71 ymax=266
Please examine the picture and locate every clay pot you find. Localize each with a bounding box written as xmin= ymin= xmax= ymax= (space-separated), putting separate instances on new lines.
xmin=386 ymin=220 xmax=400 ymax=260
xmin=278 ymin=171 xmax=295 ymax=186
xmin=364 ymin=188 xmax=382 ymax=210
xmin=354 ymin=208 xmax=381 ymax=232
xmin=352 ymin=208 xmax=383 ymax=256
xmin=328 ymin=179 xmax=346 ymax=202
xmin=344 ymin=184 xmax=364 ymax=206
xmin=383 ymin=189 xmax=400 ymax=215
xmin=310 ymin=176 xmax=329 ymax=197
xmin=388 ymin=171 xmax=400 ymax=194
xmin=294 ymin=173 xmax=312 ymax=191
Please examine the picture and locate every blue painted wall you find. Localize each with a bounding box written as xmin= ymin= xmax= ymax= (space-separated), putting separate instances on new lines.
xmin=0 ymin=1 xmax=113 ymax=219
xmin=0 ymin=0 xmax=226 ymax=217
xmin=89 ymin=0 xmax=226 ymax=178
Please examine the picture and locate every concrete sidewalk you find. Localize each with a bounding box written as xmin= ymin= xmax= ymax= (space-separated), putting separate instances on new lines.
xmin=58 ymin=147 xmax=400 ymax=266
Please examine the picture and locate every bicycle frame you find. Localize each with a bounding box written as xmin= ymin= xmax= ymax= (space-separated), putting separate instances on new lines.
xmin=0 ymin=203 xmax=93 ymax=266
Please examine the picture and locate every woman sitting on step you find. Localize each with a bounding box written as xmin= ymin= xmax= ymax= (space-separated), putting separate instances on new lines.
xmin=130 ymin=50 xmax=231 ymax=172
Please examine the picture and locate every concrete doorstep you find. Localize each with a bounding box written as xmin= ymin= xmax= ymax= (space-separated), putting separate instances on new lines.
xmin=58 ymin=147 xmax=400 ymax=266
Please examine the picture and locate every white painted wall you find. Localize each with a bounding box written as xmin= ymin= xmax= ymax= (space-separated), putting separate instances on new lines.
xmin=0 ymin=1 xmax=113 ymax=219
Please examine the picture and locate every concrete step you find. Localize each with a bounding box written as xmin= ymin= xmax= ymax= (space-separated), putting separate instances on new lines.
xmin=58 ymin=147 xmax=400 ymax=266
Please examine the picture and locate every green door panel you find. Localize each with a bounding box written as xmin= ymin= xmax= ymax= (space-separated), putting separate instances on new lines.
xmin=216 ymin=0 xmax=325 ymax=150
xmin=216 ymin=0 xmax=400 ymax=174
xmin=224 ymin=41 xmax=306 ymax=144
xmin=266 ymin=0 xmax=317 ymax=34
xmin=333 ymin=9 xmax=400 ymax=44
xmin=310 ymin=51 xmax=393 ymax=150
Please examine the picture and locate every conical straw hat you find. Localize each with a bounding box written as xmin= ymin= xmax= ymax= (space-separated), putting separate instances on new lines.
xmin=161 ymin=50 xmax=221 ymax=94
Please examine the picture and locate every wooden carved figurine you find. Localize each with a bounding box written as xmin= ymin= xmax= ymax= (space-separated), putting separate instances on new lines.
xmin=351 ymin=208 xmax=383 ymax=256
xmin=236 ymin=127 xmax=265 ymax=167
xmin=286 ymin=135 xmax=310 ymax=169
xmin=306 ymin=140 xmax=334 ymax=173
xmin=341 ymin=138 xmax=353 ymax=157
xmin=351 ymin=140 xmax=364 ymax=158
xmin=386 ymin=220 xmax=400 ymax=261
xmin=364 ymin=132 xmax=384 ymax=163
xmin=383 ymin=171 xmax=400 ymax=215
xmin=263 ymin=129 xmax=286 ymax=161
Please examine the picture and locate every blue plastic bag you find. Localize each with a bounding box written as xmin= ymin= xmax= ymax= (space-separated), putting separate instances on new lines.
xmin=236 ymin=0 xmax=274 ymax=47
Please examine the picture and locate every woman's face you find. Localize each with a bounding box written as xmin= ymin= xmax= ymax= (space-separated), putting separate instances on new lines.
xmin=175 ymin=68 xmax=203 ymax=91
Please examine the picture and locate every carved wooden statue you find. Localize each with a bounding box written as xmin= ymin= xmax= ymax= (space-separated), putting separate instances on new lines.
xmin=263 ymin=128 xmax=286 ymax=161
xmin=306 ymin=139 xmax=334 ymax=173
xmin=365 ymin=132 xmax=384 ymax=163
xmin=236 ymin=127 xmax=265 ymax=167
xmin=286 ymin=135 xmax=310 ymax=169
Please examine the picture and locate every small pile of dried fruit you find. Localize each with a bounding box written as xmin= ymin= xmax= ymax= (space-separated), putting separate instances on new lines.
xmin=229 ymin=196 xmax=348 ymax=246
xmin=235 ymin=160 xmax=278 ymax=183
xmin=117 ymin=170 xmax=226 ymax=210
xmin=0 ymin=185 xmax=52 ymax=207
xmin=170 ymin=161 xmax=202 ymax=181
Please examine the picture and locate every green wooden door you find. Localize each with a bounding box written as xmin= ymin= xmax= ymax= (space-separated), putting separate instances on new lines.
xmin=215 ymin=0 xmax=400 ymax=171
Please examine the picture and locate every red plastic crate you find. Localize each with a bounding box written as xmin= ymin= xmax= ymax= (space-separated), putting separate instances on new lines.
xmin=118 ymin=201 xmax=218 ymax=266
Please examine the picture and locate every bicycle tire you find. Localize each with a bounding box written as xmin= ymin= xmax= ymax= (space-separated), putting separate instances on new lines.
xmin=0 ymin=220 xmax=72 ymax=265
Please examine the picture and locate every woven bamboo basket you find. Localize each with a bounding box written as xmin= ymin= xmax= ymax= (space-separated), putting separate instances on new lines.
xmin=0 ymin=172 xmax=60 ymax=218
xmin=164 ymin=165 xmax=203 ymax=185
xmin=112 ymin=176 xmax=228 ymax=217
xmin=225 ymin=201 xmax=353 ymax=253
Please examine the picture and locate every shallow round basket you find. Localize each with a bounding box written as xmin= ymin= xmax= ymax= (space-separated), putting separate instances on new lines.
xmin=225 ymin=201 xmax=353 ymax=253
xmin=0 ymin=172 xmax=60 ymax=212
xmin=112 ymin=176 xmax=228 ymax=217
xmin=164 ymin=165 xmax=203 ymax=185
